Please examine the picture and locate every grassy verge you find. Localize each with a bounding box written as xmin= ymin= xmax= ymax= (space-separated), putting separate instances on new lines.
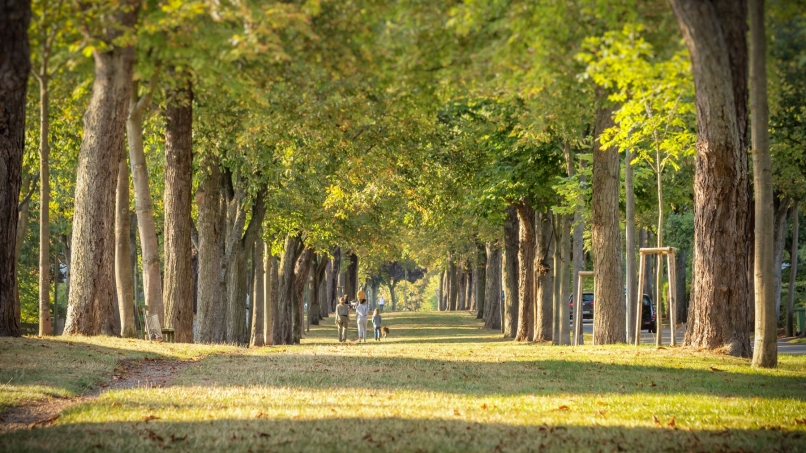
xmin=1 ymin=312 xmax=805 ymax=452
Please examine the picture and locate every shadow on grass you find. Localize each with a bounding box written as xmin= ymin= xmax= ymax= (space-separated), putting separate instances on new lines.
xmin=186 ymin=352 xmax=806 ymax=401
xmin=1 ymin=417 xmax=802 ymax=452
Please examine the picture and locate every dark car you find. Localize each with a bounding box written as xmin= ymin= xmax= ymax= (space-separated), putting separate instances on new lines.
xmin=641 ymin=294 xmax=657 ymax=333
xmin=568 ymin=292 xmax=594 ymax=320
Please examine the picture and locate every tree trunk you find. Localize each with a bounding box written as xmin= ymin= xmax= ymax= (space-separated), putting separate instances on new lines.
xmin=293 ymin=247 xmax=313 ymax=343
xmin=474 ymin=245 xmax=486 ymax=319
xmin=309 ymin=254 xmax=327 ymax=326
xmin=458 ymin=271 xmax=466 ymax=311
xmin=64 ymin=2 xmax=139 ymax=336
xmin=0 ymin=0 xmax=30 ymax=338
xmin=773 ymin=199 xmax=790 ymax=321
xmin=345 ymin=253 xmax=358 ymax=303
xmin=326 ymin=247 xmax=340 ymax=313
xmin=15 ymin=177 xmax=32 ymax=263
xmin=163 ymin=80 xmax=194 ymax=343
xmin=127 ymin=78 xmax=162 ymax=327
xmin=675 ymin=248 xmax=688 ymax=327
xmin=624 ymin=146 xmax=637 ymax=344
xmin=265 ymin=251 xmax=277 ymax=345
xmin=535 ymin=209 xmax=554 ymax=342
xmin=196 ymin=154 xmax=224 ymax=343
xmin=319 ymin=264 xmax=330 ymax=319
xmin=787 ymin=202 xmax=799 ymax=336
xmin=515 ymin=202 xmax=535 ymax=342
xmin=553 ymin=213 xmax=571 ymax=345
xmin=671 ymin=0 xmax=752 ymax=356
xmin=749 ymin=0 xmax=776 ymax=367
xmin=33 ymin=73 xmax=52 ymax=336
xmin=275 ymin=234 xmax=301 ymax=345
xmin=129 ymin=211 xmax=138 ymax=329
xmin=447 ymin=260 xmax=457 ymax=311
xmin=115 ymin=156 xmax=135 ymax=337
xmin=483 ymin=243 xmax=501 ymax=330
xmin=591 ymin=96 xmax=625 ymax=344
xmin=250 ymin=237 xmax=265 ymax=346
xmin=502 ymin=205 xmax=520 ymax=338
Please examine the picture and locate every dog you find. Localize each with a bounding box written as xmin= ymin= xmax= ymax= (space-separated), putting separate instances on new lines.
xmin=381 ymin=326 xmax=390 ymax=339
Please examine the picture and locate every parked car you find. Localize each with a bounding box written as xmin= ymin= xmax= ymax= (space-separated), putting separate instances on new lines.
xmin=568 ymin=292 xmax=594 ymax=320
xmin=641 ymin=294 xmax=657 ymax=333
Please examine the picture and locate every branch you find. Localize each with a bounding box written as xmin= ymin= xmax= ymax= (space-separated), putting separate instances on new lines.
xmin=18 ymin=174 xmax=38 ymax=210
xmin=130 ymin=68 xmax=160 ymax=118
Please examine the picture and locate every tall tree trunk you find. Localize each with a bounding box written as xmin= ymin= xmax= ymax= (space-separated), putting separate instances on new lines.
xmin=276 ymin=234 xmax=301 ymax=345
xmin=591 ymin=96 xmax=625 ymax=344
xmin=458 ymin=271 xmax=466 ymax=311
xmin=502 ymin=205 xmax=520 ymax=338
xmin=671 ymin=0 xmax=752 ymax=356
xmin=265 ymin=251 xmax=277 ymax=345
xmin=127 ymin=77 xmax=162 ymax=326
xmin=163 ymin=80 xmax=193 ymax=343
xmin=15 ymin=177 xmax=32 ymax=262
xmin=309 ymin=254 xmax=327 ymax=326
xmin=115 ymin=156 xmax=135 ymax=337
xmin=293 ymin=247 xmax=312 ymax=343
xmin=268 ymin=252 xmax=280 ymax=344
xmin=0 ymin=0 xmax=30 ymax=338
xmin=567 ymin=146 xmax=586 ymax=344
xmin=553 ymin=213 xmax=571 ymax=345
xmin=448 ymin=260 xmax=458 ymax=311
xmin=474 ymin=244 xmax=486 ymax=319
xmin=624 ymin=146 xmax=637 ymax=344
xmin=515 ymin=202 xmax=535 ymax=342
xmin=787 ymin=202 xmax=799 ymax=336
xmin=749 ymin=0 xmax=776 ymax=367
xmin=64 ymin=2 xmax=139 ymax=336
xmin=483 ymin=243 xmax=501 ymax=330
xmin=196 ymin=154 xmax=224 ymax=343
xmin=675 ymin=249 xmax=688 ymax=327
xmin=250 ymin=237 xmax=265 ymax=346
xmin=344 ymin=253 xmax=357 ymax=303
xmin=773 ymin=199 xmax=790 ymax=321
xmin=535 ymin=209 xmax=554 ymax=342
xmin=35 ymin=73 xmax=52 ymax=336
xmin=129 ymin=211 xmax=138 ymax=329
xmin=326 ymin=247 xmax=340 ymax=313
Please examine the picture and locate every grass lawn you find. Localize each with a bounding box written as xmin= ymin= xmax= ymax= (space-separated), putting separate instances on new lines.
xmin=1 ymin=311 xmax=805 ymax=452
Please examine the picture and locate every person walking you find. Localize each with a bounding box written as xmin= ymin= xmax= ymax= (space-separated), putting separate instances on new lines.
xmin=335 ymin=295 xmax=350 ymax=342
xmin=355 ymin=298 xmax=369 ymax=342
xmin=378 ymin=296 xmax=385 ymax=312
xmin=372 ymin=309 xmax=383 ymax=341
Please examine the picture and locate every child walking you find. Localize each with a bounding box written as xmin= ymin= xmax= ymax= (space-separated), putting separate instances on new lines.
xmin=372 ymin=309 xmax=383 ymax=341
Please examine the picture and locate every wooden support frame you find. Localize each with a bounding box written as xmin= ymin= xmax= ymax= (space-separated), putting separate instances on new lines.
xmin=574 ymin=271 xmax=595 ymax=347
xmin=634 ymin=247 xmax=677 ymax=347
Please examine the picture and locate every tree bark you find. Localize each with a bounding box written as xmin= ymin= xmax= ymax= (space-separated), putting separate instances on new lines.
xmin=675 ymin=248 xmax=688 ymax=326
xmin=345 ymin=253 xmax=358 ymax=303
xmin=553 ymin=213 xmax=571 ymax=345
xmin=515 ymin=201 xmax=535 ymax=341
xmin=624 ymin=146 xmax=637 ymax=344
xmin=275 ymin=234 xmax=301 ymax=345
xmin=749 ymin=0 xmax=776 ymax=368
xmin=458 ymin=271 xmax=466 ymax=311
xmin=502 ymin=205 xmax=519 ymax=338
xmin=671 ymin=0 xmax=752 ymax=356
xmin=34 ymin=73 xmax=52 ymax=336
xmin=265 ymin=251 xmax=277 ymax=345
xmin=448 ymin=260 xmax=458 ymax=311
xmin=293 ymin=247 xmax=313 ymax=343
xmin=64 ymin=1 xmax=139 ymax=336
xmin=196 ymin=154 xmax=224 ymax=343
xmin=15 ymin=177 xmax=32 ymax=263
xmin=474 ymin=244 xmax=486 ymax=319
xmin=309 ymin=253 xmax=327 ymax=326
xmin=483 ymin=243 xmax=501 ymax=330
xmin=773 ymin=198 xmax=790 ymax=321
xmin=115 ymin=156 xmax=135 ymax=337
xmin=250 ymin=237 xmax=265 ymax=346
xmin=591 ymin=97 xmax=625 ymax=344
xmin=787 ymin=202 xmax=799 ymax=336
xmin=163 ymin=80 xmax=194 ymax=343
xmin=127 ymin=77 xmax=162 ymax=327
xmin=0 ymin=0 xmax=30 ymax=338
xmin=535 ymin=209 xmax=554 ymax=342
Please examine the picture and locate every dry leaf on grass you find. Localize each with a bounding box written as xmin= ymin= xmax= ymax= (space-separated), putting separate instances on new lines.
xmin=557 ymin=405 xmax=570 ymax=411
xmin=143 ymin=415 xmax=160 ymax=422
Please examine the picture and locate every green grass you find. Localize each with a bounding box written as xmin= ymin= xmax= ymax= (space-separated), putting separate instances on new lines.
xmin=1 ymin=312 xmax=805 ymax=452
xmin=789 ymin=337 xmax=806 ymax=344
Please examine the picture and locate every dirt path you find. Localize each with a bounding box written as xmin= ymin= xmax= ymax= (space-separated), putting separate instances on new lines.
xmin=0 ymin=357 xmax=195 ymax=433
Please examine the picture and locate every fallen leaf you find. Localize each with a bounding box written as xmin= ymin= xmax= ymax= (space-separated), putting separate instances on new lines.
xmin=111 ymin=402 xmax=122 ymax=407
xmin=257 ymin=432 xmax=270 ymax=438
xmin=170 ymin=434 xmax=187 ymax=442
xmin=795 ymin=418 xmax=806 ymax=425
xmin=709 ymin=366 xmax=724 ymax=372
xmin=649 ymin=381 xmax=657 ymax=387
xmin=453 ymin=409 xmax=461 ymax=416
xmin=557 ymin=405 xmax=570 ymax=411
xmin=667 ymin=416 xmax=676 ymax=427
xmin=480 ymin=403 xmax=488 ymax=410
xmin=143 ymin=415 xmax=160 ymax=423
xmin=652 ymin=415 xmax=661 ymax=425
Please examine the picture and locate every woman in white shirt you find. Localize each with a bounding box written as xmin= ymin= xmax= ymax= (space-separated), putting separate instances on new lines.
xmin=355 ymin=298 xmax=369 ymax=342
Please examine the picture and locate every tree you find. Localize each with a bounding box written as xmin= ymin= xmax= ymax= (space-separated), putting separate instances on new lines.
xmin=592 ymin=96 xmax=625 ymax=344
xmin=64 ymin=0 xmax=139 ymax=336
xmin=749 ymin=0 xmax=777 ymax=368
xmin=0 ymin=0 xmax=32 ymax=337
xmin=163 ymin=77 xmax=194 ymax=343
xmin=670 ymin=0 xmax=752 ymax=356
xmin=514 ymin=201 xmax=535 ymax=341
xmin=483 ymin=244 xmax=501 ymax=330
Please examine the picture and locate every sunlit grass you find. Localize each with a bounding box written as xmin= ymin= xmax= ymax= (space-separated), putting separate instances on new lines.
xmin=1 ymin=312 xmax=805 ymax=452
